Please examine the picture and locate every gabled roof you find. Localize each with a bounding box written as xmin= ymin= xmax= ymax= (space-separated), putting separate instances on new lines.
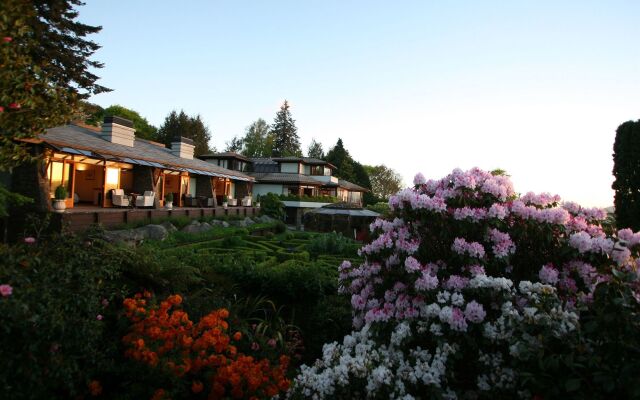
xmin=40 ymin=124 xmax=253 ymax=181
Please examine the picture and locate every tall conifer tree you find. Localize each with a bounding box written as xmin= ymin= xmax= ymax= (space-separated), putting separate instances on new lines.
xmin=0 ymin=0 xmax=109 ymax=169
xmin=271 ymin=100 xmax=302 ymax=157
xmin=613 ymin=119 xmax=640 ymax=230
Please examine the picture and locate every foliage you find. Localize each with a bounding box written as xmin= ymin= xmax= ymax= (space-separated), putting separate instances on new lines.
xmin=224 ymin=135 xmax=244 ymax=153
xmin=271 ymin=100 xmax=302 ymax=157
xmin=240 ymin=118 xmax=274 ymax=157
xmin=157 ymin=110 xmax=213 ymax=156
xmin=122 ymin=293 xmax=291 ymax=399
xmin=307 ymin=138 xmax=325 ymax=159
xmin=366 ymin=201 xmax=391 ymax=216
xmin=325 ymin=139 xmax=375 ymax=204
xmin=613 ymin=119 xmax=640 ymax=231
xmin=164 ymin=192 xmax=173 ymax=202
xmin=0 ymin=0 xmax=109 ymax=170
xmin=364 ymin=164 xmax=404 ymax=200
xmin=279 ymin=194 xmax=338 ymax=203
xmin=0 ymin=184 xmax=32 ymax=217
xmin=0 ymin=234 xmax=132 ymax=399
xmin=98 ymin=105 xmax=158 ymax=140
xmin=291 ymin=167 xmax=640 ymax=399
xmin=306 ymin=231 xmax=359 ymax=258
xmin=261 ymin=192 xmax=285 ymax=220
xmin=54 ymin=185 xmax=67 ymax=200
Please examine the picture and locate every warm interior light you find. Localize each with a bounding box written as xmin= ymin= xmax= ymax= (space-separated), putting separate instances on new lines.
xmin=106 ymin=167 xmax=119 ymax=185
xmin=75 ymin=163 xmax=88 ymax=171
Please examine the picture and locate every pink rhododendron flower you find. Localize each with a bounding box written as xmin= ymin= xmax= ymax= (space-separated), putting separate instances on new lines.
xmin=96 ymin=314 xmax=103 ymax=321
xmin=413 ymin=172 xmax=426 ymax=186
xmin=23 ymin=237 xmax=36 ymax=244
xmin=539 ymin=264 xmax=559 ymax=285
xmin=0 ymin=284 xmax=12 ymax=297
xmin=464 ymin=301 xmax=486 ymax=323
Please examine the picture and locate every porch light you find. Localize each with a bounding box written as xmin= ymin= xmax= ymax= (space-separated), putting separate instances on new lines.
xmin=75 ymin=163 xmax=88 ymax=171
xmin=106 ymin=167 xmax=119 ymax=185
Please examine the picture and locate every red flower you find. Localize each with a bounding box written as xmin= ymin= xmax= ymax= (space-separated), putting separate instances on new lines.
xmin=3 ymin=37 xmax=12 ymax=43
xmin=8 ymin=103 xmax=21 ymax=110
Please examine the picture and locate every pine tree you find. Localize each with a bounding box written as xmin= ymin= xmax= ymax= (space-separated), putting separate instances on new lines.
xmin=0 ymin=0 xmax=109 ymax=169
xmin=307 ymin=138 xmax=325 ymax=159
xmin=157 ymin=110 xmax=213 ymax=156
xmin=612 ymin=119 xmax=640 ymax=230
xmin=271 ymin=100 xmax=302 ymax=157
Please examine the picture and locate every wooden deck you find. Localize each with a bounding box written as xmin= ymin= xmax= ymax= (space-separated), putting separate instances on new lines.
xmin=60 ymin=205 xmax=259 ymax=232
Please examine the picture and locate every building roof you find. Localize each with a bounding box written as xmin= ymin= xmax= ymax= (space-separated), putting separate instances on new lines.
xmin=270 ymin=156 xmax=337 ymax=169
xmin=40 ymin=124 xmax=253 ymax=181
xmin=337 ymin=179 xmax=369 ymax=192
xmin=199 ymin=151 xmax=251 ymax=162
xmin=247 ymin=172 xmax=323 ymax=186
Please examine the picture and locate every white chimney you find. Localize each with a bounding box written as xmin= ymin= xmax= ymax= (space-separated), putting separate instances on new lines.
xmin=170 ymin=136 xmax=195 ymax=159
xmin=100 ymin=116 xmax=135 ymax=147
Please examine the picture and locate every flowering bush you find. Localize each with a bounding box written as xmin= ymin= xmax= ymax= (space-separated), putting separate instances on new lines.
xmin=123 ymin=292 xmax=291 ymax=399
xmin=289 ymin=168 xmax=640 ymax=399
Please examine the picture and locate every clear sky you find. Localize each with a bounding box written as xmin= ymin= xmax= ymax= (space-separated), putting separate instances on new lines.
xmin=80 ymin=1 xmax=640 ymax=207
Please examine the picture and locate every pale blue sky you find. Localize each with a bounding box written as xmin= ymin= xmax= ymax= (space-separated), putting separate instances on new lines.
xmin=81 ymin=1 xmax=640 ymax=207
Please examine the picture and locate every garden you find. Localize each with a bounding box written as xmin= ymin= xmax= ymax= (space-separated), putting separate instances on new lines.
xmin=1 ymin=168 xmax=640 ymax=399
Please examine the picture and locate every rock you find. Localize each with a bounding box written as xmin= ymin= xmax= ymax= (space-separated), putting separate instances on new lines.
xmin=182 ymin=221 xmax=202 ymax=234
xmin=222 ymin=221 xmax=230 ymax=228
xmin=135 ymin=224 xmax=168 ymax=241
xmin=199 ymin=222 xmax=212 ymax=232
xmin=103 ymin=229 xmax=145 ymax=246
xmin=161 ymin=221 xmax=177 ymax=232
xmin=257 ymin=215 xmax=275 ymax=224
xmin=210 ymin=219 xmax=224 ymax=226
xmin=243 ymin=217 xmax=256 ymax=226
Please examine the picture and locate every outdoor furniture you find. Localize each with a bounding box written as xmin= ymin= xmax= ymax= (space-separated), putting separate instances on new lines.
xmin=112 ymin=189 xmax=130 ymax=207
xmin=135 ymin=191 xmax=155 ymax=208
xmin=184 ymin=194 xmax=199 ymax=207
xmin=241 ymin=196 xmax=252 ymax=207
xmin=205 ymin=197 xmax=216 ymax=207
xmin=228 ymin=198 xmax=238 ymax=206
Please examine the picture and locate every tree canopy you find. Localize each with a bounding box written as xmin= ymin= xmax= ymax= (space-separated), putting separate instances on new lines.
xmin=307 ymin=139 xmax=325 ymax=159
xmin=157 ymin=110 xmax=213 ymax=156
xmin=326 ymin=138 xmax=375 ymax=204
xmin=86 ymin=104 xmax=158 ymax=141
xmin=241 ymin=119 xmax=273 ymax=157
xmin=0 ymin=0 xmax=109 ymax=170
xmin=271 ymin=100 xmax=302 ymax=157
xmin=613 ymin=119 xmax=640 ymax=230
xmin=364 ymin=164 xmax=403 ymax=200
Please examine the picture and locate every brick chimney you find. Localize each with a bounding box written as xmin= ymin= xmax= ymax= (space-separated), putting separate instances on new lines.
xmin=100 ymin=116 xmax=135 ymax=147
xmin=170 ymin=136 xmax=195 ymax=159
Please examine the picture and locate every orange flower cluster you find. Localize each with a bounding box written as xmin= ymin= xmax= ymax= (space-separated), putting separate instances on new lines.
xmin=122 ymin=293 xmax=290 ymax=399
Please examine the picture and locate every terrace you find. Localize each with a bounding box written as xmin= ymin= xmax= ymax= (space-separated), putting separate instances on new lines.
xmin=60 ymin=204 xmax=259 ymax=232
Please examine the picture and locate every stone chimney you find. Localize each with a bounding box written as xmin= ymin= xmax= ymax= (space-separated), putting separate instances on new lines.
xmin=170 ymin=136 xmax=195 ymax=159
xmin=100 ymin=116 xmax=135 ymax=147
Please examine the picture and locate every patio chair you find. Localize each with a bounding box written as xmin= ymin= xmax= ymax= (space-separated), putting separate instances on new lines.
xmin=184 ymin=194 xmax=199 ymax=207
xmin=228 ymin=197 xmax=238 ymax=206
xmin=241 ymin=196 xmax=252 ymax=207
xmin=135 ymin=191 xmax=155 ymax=208
xmin=112 ymin=189 xmax=130 ymax=207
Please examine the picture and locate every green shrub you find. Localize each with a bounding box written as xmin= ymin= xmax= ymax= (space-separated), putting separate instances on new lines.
xmin=307 ymin=231 xmax=357 ymax=258
xmin=275 ymin=249 xmax=310 ymax=263
xmin=0 ymin=235 xmax=130 ymax=398
xmin=54 ymin=185 xmax=67 ymax=200
xmin=260 ymin=193 xmax=285 ymax=220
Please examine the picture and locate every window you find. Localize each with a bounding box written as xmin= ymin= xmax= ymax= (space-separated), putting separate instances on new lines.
xmin=48 ymin=161 xmax=73 ymax=198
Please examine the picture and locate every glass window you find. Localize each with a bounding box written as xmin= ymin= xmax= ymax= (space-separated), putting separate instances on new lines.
xmin=48 ymin=161 xmax=72 ymax=198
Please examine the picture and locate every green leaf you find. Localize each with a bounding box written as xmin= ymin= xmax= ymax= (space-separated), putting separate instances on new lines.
xmin=565 ymin=378 xmax=581 ymax=392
